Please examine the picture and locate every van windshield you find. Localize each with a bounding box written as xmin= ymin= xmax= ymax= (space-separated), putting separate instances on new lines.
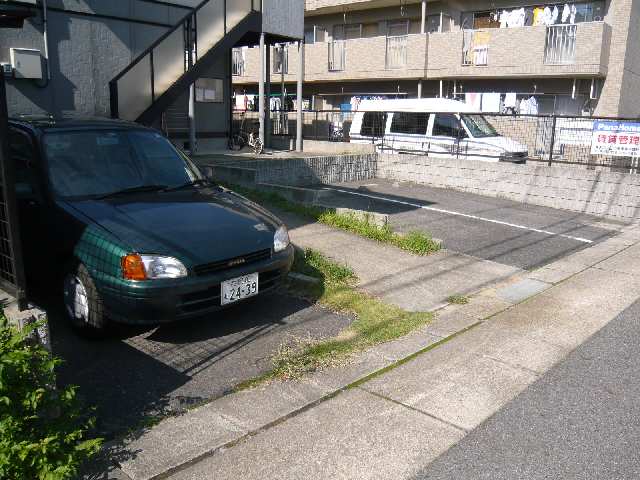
xmin=461 ymin=114 xmax=499 ymax=138
xmin=43 ymin=130 xmax=203 ymax=199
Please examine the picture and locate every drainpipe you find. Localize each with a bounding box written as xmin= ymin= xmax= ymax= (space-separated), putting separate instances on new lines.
xmin=421 ymin=0 xmax=426 ymax=34
xmin=296 ymin=39 xmax=304 ymax=152
xmin=42 ymin=0 xmax=51 ymax=82
xmin=259 ymin=32 xmax=265 ymax=145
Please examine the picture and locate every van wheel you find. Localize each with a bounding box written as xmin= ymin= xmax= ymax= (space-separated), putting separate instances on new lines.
xmin=63 ymin=262 xmax=108 ymax=336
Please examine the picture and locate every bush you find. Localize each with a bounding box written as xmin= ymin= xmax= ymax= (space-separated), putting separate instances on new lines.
xmin=0 ymin=317 xmax=102 ymax=479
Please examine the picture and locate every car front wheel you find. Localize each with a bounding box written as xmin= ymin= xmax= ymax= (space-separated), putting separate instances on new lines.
xmin=63 ymin=263 xmax=108 ymax=335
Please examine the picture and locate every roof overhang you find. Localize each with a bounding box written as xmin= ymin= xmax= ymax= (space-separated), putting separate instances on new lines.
xmin=0 ymin=4 xmax=36 ymax=29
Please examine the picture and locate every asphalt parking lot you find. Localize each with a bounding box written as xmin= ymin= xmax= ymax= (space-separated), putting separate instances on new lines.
xmin=48 ymin=178 xmax=624 ymax=440
xmin=48 ymin=292 xmax=352 ymax=439
xmin=318 ymin=179 xmax=622 ymax=270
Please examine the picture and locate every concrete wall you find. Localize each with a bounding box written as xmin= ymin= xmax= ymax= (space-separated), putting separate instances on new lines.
xmin=255 ymin=154 xmax=378 ymax=185
xmin=377 ymin=154 xmax=640 ymax=221
xmin=263 ymin=0 xmax=305 ymax=39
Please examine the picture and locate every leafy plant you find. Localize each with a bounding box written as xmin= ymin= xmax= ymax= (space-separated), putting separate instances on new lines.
xmin=0 ymin=317 xmax=102 ymax=479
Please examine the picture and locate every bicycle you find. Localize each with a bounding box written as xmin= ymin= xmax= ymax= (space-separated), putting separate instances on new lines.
xmin=229 ymin=113 xmax=264 ymax=154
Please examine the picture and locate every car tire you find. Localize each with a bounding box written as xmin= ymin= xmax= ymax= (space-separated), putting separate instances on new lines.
xmin=63 ymin=262 xmax=108 ymax=336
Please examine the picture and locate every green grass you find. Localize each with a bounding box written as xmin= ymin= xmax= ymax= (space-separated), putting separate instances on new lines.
xmin=234 ymin=249 xmax=433 ymax=390
xmin=446 ymin=294 xmax=470 ymax=305
xmin=225 ymin=184 xmax=441 ymax=256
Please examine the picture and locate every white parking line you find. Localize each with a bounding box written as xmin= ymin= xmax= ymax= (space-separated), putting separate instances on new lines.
xmin=323 ymin=187 xmax=594 ymax=244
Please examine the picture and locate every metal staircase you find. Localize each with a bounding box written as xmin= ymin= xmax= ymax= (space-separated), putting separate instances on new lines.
xmin=110 ymin=0 xmax=261 ymax=125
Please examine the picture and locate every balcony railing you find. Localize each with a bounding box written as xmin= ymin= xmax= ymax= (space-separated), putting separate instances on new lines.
xmin=328 ymin=40 xmax=345 ymax=71
xmin=385 ymin=35 xmax=407 ymax=69
xmin=544 ymin=24 xmax=577 ymax=65
xmin=232 ymin=48 xmax=245 ymax=76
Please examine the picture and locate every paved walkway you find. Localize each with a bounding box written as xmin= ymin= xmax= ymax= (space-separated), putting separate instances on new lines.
xmin=99 ymin=219 xmax=640 ymax=480
xmin=415 ymin=297 xmax=640 ymax=480
xmin=286 ymin=216 xmax=521 ymax=312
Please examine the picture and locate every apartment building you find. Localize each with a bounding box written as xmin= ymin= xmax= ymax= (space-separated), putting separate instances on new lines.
xmin=232 ymin=0 xmax=640 ymax=117
xmin=0 ymin=0 xmax=303 ymax=150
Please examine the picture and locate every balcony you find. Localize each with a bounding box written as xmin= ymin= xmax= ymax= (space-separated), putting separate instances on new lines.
xmin=231 ymin=21 xmax=609 ymax=86
xmin=233 ymin=34 xmax=427 ymax=85
xmin=428 ymin=21 xmax=610 ymax=79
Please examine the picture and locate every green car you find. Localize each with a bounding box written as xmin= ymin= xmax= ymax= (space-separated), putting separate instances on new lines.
xmin=8 ymin=117 xmax=294 ymax=334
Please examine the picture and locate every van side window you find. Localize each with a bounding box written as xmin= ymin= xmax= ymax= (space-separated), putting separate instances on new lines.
xmin=432 ymin=114 xmax=466 ymax=138
xmin=360 ymin=112 xmax=387 ymax=137
xmin=390 ymin=112 xmax=429 ymax=135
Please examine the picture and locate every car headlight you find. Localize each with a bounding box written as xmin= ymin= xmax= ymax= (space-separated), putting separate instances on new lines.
xmin=121 ymin=254 xmax=188 ymax=280
xmin=273 ymin=225 xmax=290 ymax=253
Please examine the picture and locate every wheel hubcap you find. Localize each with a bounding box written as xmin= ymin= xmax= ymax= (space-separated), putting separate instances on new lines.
xmin=63 ymin=274 xmax=89 ymax=323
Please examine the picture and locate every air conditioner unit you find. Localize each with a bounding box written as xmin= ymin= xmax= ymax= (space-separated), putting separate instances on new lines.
xmin=0 ymin=63 xmax=13 ymax=77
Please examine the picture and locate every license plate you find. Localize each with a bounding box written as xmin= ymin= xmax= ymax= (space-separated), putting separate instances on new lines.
xmin=221 ymin=273 xmax=259 ymax=305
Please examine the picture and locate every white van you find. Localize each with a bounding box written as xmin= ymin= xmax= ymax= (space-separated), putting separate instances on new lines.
xmin=349 ymin=98 xmax=529 ymax=163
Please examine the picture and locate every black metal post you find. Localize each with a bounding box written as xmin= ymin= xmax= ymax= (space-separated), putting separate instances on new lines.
xmin=109 ymin=81 xmax=119 ymax=119
xmin=314 ymin=110 xmax=318 ymax=140
xmin=548 ymin=115 xmax=557 ymax=167
xmin=0 ymin=75 xmax=27 ymax=310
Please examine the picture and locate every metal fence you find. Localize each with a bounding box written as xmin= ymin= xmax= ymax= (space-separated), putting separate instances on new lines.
xmin=233 ymin=109 xmax=640 ymax=173
xmin=0 ymin=76 xmax=27 ymax=308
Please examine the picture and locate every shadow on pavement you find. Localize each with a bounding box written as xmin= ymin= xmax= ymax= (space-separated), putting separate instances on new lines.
xmin=38 ymin=289 xmax=351 ymax=442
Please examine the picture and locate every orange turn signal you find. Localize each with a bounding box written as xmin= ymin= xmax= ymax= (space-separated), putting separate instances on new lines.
xmin=122 ymin=254 xmax=147 ymax=281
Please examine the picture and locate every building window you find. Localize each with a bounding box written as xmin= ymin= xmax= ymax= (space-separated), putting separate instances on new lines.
xmin=387 ymin=20 xmax=409 ymax=37
xmin=334 ymin=24 xmax=362 ymax=40
xmin=195 ymin=78 xmax=223 ymax=103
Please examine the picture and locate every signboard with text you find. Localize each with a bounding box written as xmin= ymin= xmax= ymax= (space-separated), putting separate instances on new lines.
xmin=591 ymin=120 xmax=640 ymax=157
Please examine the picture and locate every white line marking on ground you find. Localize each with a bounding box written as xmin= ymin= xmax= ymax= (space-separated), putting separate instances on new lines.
xmin=323 ymin=187 xmax=594 ymax=244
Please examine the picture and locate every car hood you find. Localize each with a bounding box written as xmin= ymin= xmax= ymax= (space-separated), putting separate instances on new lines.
xmin=64 ymin=188 xmax=280 ymax=267
xmin=468 ymin=135 xmax=528 ymax=154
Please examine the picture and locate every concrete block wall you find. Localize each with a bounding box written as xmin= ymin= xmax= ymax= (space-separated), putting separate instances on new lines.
xmin=255 ymin=154 xmax=378 ymax=185
xmin=377 ymin=154 xmax=640 ymax=221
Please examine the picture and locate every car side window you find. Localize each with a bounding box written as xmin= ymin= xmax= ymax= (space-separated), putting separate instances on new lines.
xmin=9 ymin=129 xmax=39 ymax=193
xmin=390 ymin=112 xmax=429 ymax=135
xmin=360 ymin=112 xmax=387 ymax=137
xmin=432 ymin=114 xmax=466 ymax=138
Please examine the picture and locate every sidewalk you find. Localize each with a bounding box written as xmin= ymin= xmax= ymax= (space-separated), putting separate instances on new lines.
xmin=103 ymin=223 xmax=640 ymax=480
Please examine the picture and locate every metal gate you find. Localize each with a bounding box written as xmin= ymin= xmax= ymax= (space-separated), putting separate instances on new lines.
xmin=0 ymin=75 xmax=27 ymax=309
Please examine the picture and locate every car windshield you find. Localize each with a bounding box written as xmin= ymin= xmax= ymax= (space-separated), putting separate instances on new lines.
xmin=43 ymin=130 xmax=204 ymax=199
xmin=461 ymin=114 xmax=499 ymax=138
